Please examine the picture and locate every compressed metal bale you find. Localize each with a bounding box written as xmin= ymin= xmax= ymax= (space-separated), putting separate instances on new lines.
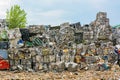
xmin=0 ymin=30 xmax=8 ymax=41
xmin=70 ymin=22 xmax=81 ymax=30
xmin=9 ymin=59 xmax=15 ymax=67
xmin=9 ymin=38 xmax=20 ymax=48
xmin=74 ymin=55 xmax=81 ymax=64
xmin=20 ymin=59 xmax=26 ymax=65
xmin=64 ymin=54 xmax=70 ymax=62
xmin=14 ymin=28 xmax=22 ymax=38
xmin=7 ymin=28 xmax=21 ymax=40
xmin=55 ymin=61 xmax=65 ymax=72
xmin=0 ymin=49 xmax=8 ymax=59
xmin=17 ymin=65 xmax=24 ymax=71
xmin=8 ymin=48 xmax=19 ymax=60
xmin=7 ymin=29 xmax=16 ymax=40
xmin=60 ymin=22 xmax=70 ymax=28
xmin=0 ymin=50 xmax=10 ymax=69
xmin=25 ymin=59 xmax=32 ymax=69
xmin=65 ymin=62 xmax=78 ymax=72
xmin=14 ymin=53 xmax=19 ymax=60
xmin=38 ymin=63 xmax=43 ymax=70
xmin=18 ymin=52 xmax=25 ymax=59
xmin=14 ymin=59 xmax=18 ymax=65
xmin=49 ymin=63 xmax=55 ymax=71
xmin=87 ymin=64 xmax=98 ymax=70
xmin=42 ymin=48 xmax=49 ymax=56
xmin=8 ymin=48 xmax=15 ymax=59
xmin=25 ymin=41 xmax=34 ymax=47
xmin=35 ymin=55 xmax=42 ymax=63
xmin=8 ymin=54 xmax=14 ymax=60
xmin=56 ymin=55 xmax=61 ymax=62
xmin=17 ymin=39 xmax=24 ymax=48
xmin=29 ymin=48 xmax=37 ymax=57
xmin=69 ymin=55 xmax=75 ymax=62
xmin=49 ymin=55 xmax=56 ymax=62
xmin=56 ymin=54 xmax=65 ymax=62
xmin=35 ymin=62 xmax=43 ymax=70
xmin=79 ymin=62 xmax=87 ymax=70
xmin=85 ymin=56 xmax=98 ymax=64
xmin=43 ymin=55 xmax=50 ymax=63
xmin=20 ymin=28 xmax=30 ymax=41
xmin=32 ymin=37 xmax=43 ymax=46
xmin=29 ymin=25 xmax=45 ymax=34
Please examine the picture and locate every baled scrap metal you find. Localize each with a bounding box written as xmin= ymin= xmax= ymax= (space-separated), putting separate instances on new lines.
xmin=25 ymin=58 xmax=32 ymax=69
xmin=60 ymin=22 xmax=70 ymax=28
xmin=0 ymin=50 xmax=10 ymax=69
xmin=8 ymin=29 xmax=22 ymax=48
xmin=14 ymin=28 xmax=22 ymax=38
xmin=7 ymin=29 xmax=16 ymax=40
xmin=29 ymin=25 xmax=45 ymax=34
xmin=9 ymin=38 xmax=20 ymax=48
xmin=0 ymin=41 xmax=9 ymax=49
xmin=70 ymin=22 xmax=81 ymax=30
xmin=74 ymin=32 xmax=83 ymax=44
xmin=85 ymin=56 xmax=98 ymax=64
xmin=69 ymin=49 xmax=75 ymax=62
xmin=64 ymin=53 xmax=70 ymax=62
xmin=63 ymin=49 xmax=69 ymax=53
xmin=32 ymin=37 xmax=43 ymax=46
xmin=56 ymin=50 xmax=63 ymax=62
xmin=25 ymin=41 xmax=34 ymax=47
xmin=42 ymin=48 xmax=49 ymax=56
xmin=7 ymin=28 xmax=21 ymax=40
xmin=90 ymin=12 xmax=112 ymax=40
xmin=41 ymin=48 xmax=50 ymax=63
xmin=8 ymin=48 xmax=18 ymax=59
xmin=35 ymin=62 xmax=43 ymax=70
xmin=49 ymin=55 xmax=56 ymax=62
xmin=65 ymin=62 xmax=78 ymax=72
xmin=74 ymin=55 xmax=81 ymax=64
xmin=55 ymin=61 xmax=65 ymax=72
xmin=17 ymin=39 xmax=24 ymax=48
xmin=17 ymin=50 xmax=25 ymax=59
xmin=87 ymin=64 xmax=98 ymax=70
xmin=29 ymin=48 xmax=37 ymax=57
xmin=20 ymin=28 xmax=30 ymax=41
xmin=43 ymin=55 xmax=50 ymax=63
xmin=35 ymin=55 xmax=42 ymax=63
xmin=8 ymin=48 xmax=20 ymax=70
xmin=0 ymin=30 xmax=8 ymax=41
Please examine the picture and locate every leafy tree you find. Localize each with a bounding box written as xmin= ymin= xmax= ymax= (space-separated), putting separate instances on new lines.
xmin=6 ymin=5 xmax=27 ymax=29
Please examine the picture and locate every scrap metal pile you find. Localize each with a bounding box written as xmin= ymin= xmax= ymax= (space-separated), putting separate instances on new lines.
xmin=0 ymin=12 xmax=120 ymax=72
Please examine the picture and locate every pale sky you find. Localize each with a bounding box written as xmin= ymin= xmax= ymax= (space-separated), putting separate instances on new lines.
xmin=0 ymin=0 xmax=119 ymax=26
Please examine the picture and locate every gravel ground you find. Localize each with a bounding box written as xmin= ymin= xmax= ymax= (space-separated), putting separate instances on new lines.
xmin=0 ymin=70 xmax=120 ymax=80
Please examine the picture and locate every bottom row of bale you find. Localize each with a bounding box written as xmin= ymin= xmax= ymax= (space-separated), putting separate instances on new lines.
xmin=0 ymin=47 xmax=115 ymax=72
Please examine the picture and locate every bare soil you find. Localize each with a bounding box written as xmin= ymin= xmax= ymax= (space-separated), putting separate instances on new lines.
xmin=0 ymin=70 xmax=120 ymax=80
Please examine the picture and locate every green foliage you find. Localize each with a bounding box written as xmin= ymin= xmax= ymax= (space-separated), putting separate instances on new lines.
xmin=6 ymin=5 xmax=27 ymax=29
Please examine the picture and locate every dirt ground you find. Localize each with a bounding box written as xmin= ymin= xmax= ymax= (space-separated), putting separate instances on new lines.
xmin=0 ymin=70 xmax=120 ymax=80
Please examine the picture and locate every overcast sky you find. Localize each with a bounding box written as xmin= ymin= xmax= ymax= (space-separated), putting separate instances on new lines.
xmin=0 ymin=0 xmax=119 ymax=26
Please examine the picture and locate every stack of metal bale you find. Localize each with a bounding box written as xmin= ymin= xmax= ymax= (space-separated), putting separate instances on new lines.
xmin=0 ymin=29 xmax=9 ymax=69
xmin=90 ymin=12 xmax=112 ymax=41
xmin=0 ymin=12 xmax=119 ymax=72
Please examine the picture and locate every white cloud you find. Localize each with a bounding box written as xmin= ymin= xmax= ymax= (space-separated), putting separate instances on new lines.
xmin=0 ymin=0 xmax=19 ymax=19
xmin=27 ymin=9 xmax=67 ymax=25
xmin=38 ymin=10 xmax=65 ymax=17
xmin=88 ymin=0 xmax=108 ymax=9
xmin=0 ymin=0 xmax=10 ymax=18
xmin=36 ymin=0 xmax=83 ymax=7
